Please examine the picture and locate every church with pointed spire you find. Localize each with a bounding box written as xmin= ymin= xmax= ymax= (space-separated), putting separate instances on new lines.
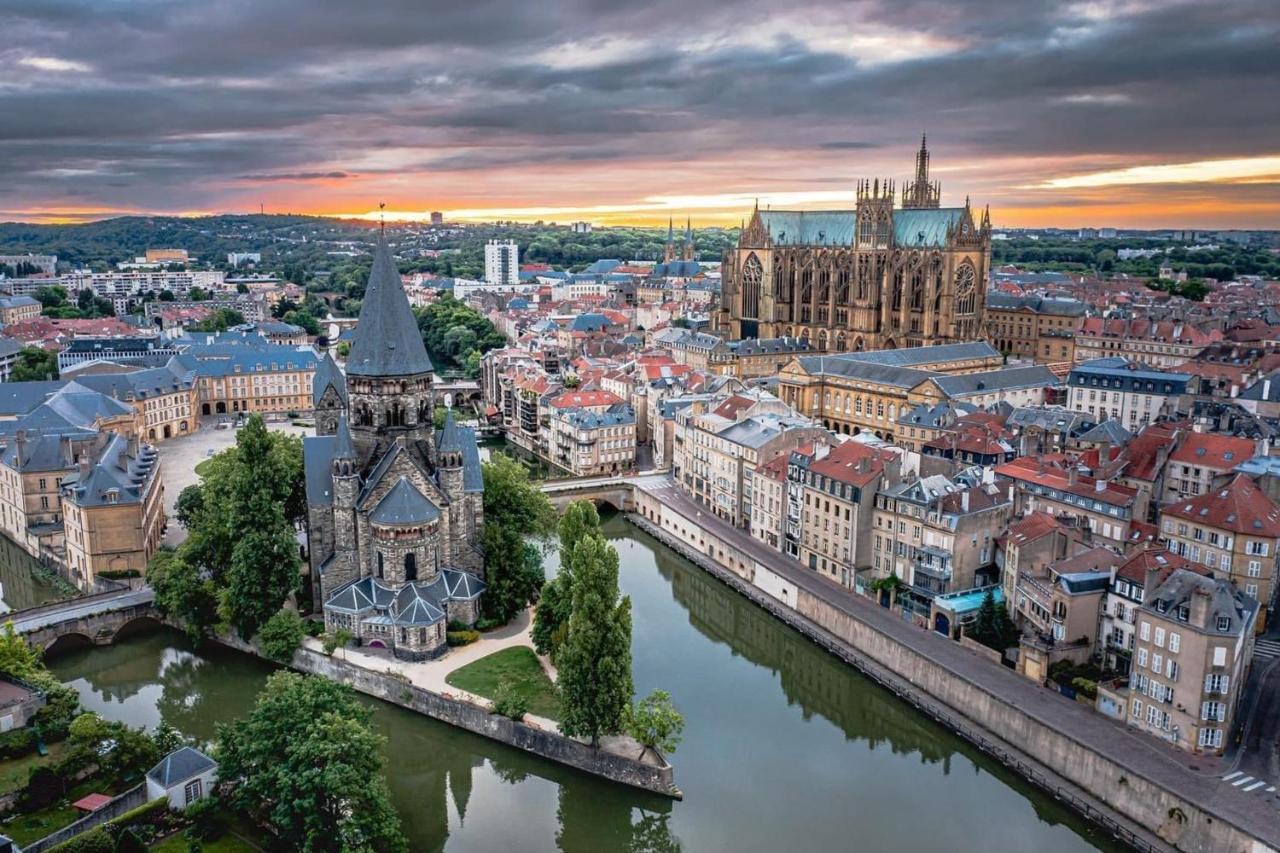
xmin=716 ymin=137 xmax=991 ymax=350
xmin=304 ymin=237 xmax=486 ymax=660
xmin=653 ymin=217 xmax=702 ymax=278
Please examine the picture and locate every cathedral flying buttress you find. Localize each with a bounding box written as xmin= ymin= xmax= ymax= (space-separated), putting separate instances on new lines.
xmin=715 ymin=137 xmax=992 ymax=351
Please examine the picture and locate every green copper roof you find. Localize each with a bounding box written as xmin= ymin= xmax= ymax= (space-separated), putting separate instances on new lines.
xmin=758 ymin=211 xmax=856 ymax=246
xmin=892 ymin=208 xmax=965 ymax=248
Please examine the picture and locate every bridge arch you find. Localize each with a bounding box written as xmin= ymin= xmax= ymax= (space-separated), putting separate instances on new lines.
xmin=43 ymin=632 xmax=94 ymax=656
xmin=112 ymin=615 xmax=164 ymax=643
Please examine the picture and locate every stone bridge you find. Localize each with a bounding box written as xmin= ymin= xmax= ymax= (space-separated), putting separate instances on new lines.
xmin=434 ymin=378 xmax=483 ymax=410
xmin=5 ymin=588 xmax=160 ymax=653
xmin=539 ymin=473 xmax=666 ymax=512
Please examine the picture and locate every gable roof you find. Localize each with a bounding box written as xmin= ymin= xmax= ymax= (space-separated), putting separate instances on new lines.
xmin=312 ymin=353 xmax=348 ymax=406
xmin=1162 ymin=473 xmax=1280 ymax=536
xmin=369 ymin=476 xmax=440 ymax=526
xmin=346 ymin=237 xmax=434 ymax=377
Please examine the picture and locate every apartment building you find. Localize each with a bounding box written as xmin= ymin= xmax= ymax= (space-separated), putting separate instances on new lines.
xmin=56 ymin=337 xmax=182 ymax=373
xmin=748 ymin=451 xmax=789 ymax=551
xmin=547 ymin=404 xmax=636 ymax=476
xmin=1066 ymin=358 xmax=1193 ymax=432
xmin=1160 ymin=474 xmax=1280 ymax=630
xmin=995 ymin=456 xmax=1142 ymax=546
xmin=1127 ymin=569 xmax=1257 ymax=755
xmin=1099 ymin=548 xmax=1197 ymax=674
xmin=1012 ymin=545 xmax=1117 ymax=649
xmin=871 ymin=476 xmax=1012 ymax=611
xmin=73 ymin=357 xmax=199 ymax=442
xmin=1075 ymin=318 xmax=1221 ymax=369
xmin=61 ymin=434 xmax=165 ymax=586
xmin=0 ymin=296 xmax=41 ymax=325
xmin=788 ymin=440 xmax=894 ymax=588
xmin=484 ymin=240 xmax=519 ymax=285
xmin=1160 ymin=432 xmax=1258 ymax=502
xmin=984 ymin=293 xmax=1085 ymax=364
xmin=673 ymin=392 xmax=823 ymax=528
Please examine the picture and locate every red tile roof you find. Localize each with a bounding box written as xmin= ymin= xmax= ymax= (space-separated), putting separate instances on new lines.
xmin=1115 ymin=548 xmax=1203 ymax=586
xmin=1005 ymin=511 xmax=1067 ymax=546
xmin=807 ymin=440 xmax=890 ymax=488
xmin=1162 ymin=474 xmax=1280 ymax=536
xmin=712 ymin=394 xmax=755 ymax=420
xmin=548 ymin=390 xmax=623 ymax=409
xmin=1168 ymin=432 xmax=1256 ymax=469
xmin=996 ymin=457 xmax=1137 ymax=507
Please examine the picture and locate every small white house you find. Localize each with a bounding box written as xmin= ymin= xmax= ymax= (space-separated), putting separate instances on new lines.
xmin=146 ymin=747 xmax=218 ymax=810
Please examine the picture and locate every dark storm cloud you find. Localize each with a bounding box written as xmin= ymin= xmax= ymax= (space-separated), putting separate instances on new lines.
xmin=0 ymin=0 xmax=1276 ymax=213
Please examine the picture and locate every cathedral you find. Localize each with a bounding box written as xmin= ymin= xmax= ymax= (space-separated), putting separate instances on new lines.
xmin=305 ymin=237 xmax=486 ymax=661
xmin=715 ymin=137 xmax=992 ymax=351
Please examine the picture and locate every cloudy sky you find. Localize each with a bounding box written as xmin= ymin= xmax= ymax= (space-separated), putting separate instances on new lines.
xmin=2 ymin=0 xmax=1277 ymax=228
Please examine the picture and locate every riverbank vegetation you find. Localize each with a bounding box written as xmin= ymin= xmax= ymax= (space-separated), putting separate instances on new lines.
xmin=445 ymin=647 xmax=561 ymax=721
xmin=216 ymin=671 xmax=406 ymax=852
xmin=414 ymin=295 xmax=505 ymax=378
xmin=480 ymin=456 xmax=556 ymax=625
xmin=149 ymin=415 xmax=305 ymax=642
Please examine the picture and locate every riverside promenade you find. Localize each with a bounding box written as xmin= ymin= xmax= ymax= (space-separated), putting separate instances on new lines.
xmin=626 ymin=477 xmax=1280 ymax=853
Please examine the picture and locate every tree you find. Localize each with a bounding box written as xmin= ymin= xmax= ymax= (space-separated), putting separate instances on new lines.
xmin=971 ymin=588 xmax=998 ymax=647
xmin=533 ymin=500 xmax=598 ymax=661
xmin=414 ymin=294 xmax=505 ymax=375
xmin=216 ymin=672 xmax=406 ymax=853
xmin=481 ymin=455 xmax=556 ymax=624
xmin=283 ymin=309 xmax=320 ymax=336
xmin=626 ymin=690 xmax=684 ymax=761
xmin=258 ymin=609 xmax=305 ymax=663
xmin=189 ymin=308 xmax=245 ymax=332
xmin=174 ymin=485 xmax=205 ymax=529
xmin=0 ymin=621 xmax=79 ymax=739
xmin=10 ymin=346 xmax=59 ymax=381
xmin=148 ymin=549 xmax=220 ymax=642
xmin=557 ymin=534 xmax=633 ymax=747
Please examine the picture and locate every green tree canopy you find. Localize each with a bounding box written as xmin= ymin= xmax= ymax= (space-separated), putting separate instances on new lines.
xmin=216 ymin=672 xmax=406 ymax=853
xmin=557 ymin=533 xmax=632 ymax=747
xmin=10 ymin=346 xmax=59 ymax=381
xmin=626 ymin=689 xmax=684 ymax=760
xmin=533 ymin=500 xmax=599 ymax=660
xmin=414 ymin=294 xmax=505 ymax=376
xmin=481 ymin=455 xmax=556 ymax=624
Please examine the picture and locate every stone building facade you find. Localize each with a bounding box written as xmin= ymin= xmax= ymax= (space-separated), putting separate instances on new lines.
xmin=716 ymin=138 xmax=991 ymax=350
xmin=304 ymin=238 xmax=485 ymax=661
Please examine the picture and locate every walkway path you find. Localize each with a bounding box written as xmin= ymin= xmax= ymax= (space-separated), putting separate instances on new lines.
xmin=301 ymin=608 xmax=561 ymax=733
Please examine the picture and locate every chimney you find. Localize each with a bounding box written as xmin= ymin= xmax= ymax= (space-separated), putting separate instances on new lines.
xmin=1266 ymin=379 xmax=1273 ymax=401
xmin=1189 ymin=585 xmax=1213 ymax=630
xmin=961 ymin=490 xmax=970 ymax=513
xmin=1067 ymin=466 xmax=1079 ymax=486
xmin=78 ymin=456 xmax=90 ymax=480
xmin=1144 ymin=564 xmax=1162 ymax=597
xmin=1095 ymin=478 xmax=1107 ymax=493
xmin=14 ymin=429 xmax=26 ymax=468
xmin=1099 ymin=444 xmax=1111 ymax=466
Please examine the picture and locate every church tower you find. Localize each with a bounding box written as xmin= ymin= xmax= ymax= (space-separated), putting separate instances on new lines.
xmin=344 ymin=235 xmax=436 ymax=463
xmin=663 ymin=218 xmax=677 ymax=263
xmin=326 ymin=416 xmax=360 ymax=595
xmin=902 ymin=134 xmax=942 ymax=210
xmin=682 ymin=218 xmax=695 ymax=262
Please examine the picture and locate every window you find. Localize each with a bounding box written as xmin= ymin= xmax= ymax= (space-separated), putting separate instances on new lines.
xmin=1137 ymin=648 xmax=1148 ymax=668
xmin=1213 ymin=647 xmax=1227 ymax=667
xmin=1151 ymin=653 xmax=1163 ymax=673
xmin=1132 ymin=698 xmax=1143 ymax=718
xmin=1201 ymin=701 xmax=1226 ymax=722
xmin=1216 ymin=616 xmax=1231 ymax=632
xmin=1154 ymin=627 xmax=1165 ymax=648
xmin=183 ymin=779 xmax=203 ymax=805
xmin=1248 ymin=561 xmax=1262 ymax=578
xmin=1199 ymin=728 xmax=1223 ymax=749
xmin=1247 ymin=541 xmax=1269 ymax=556
xmin=1139 ymin=621 xmax=1151 ymax=641
xmin=1205 ymin=673 xmax=1230 ymax=693
xmin=1166 ymin=659 xmax=1179 ymax=681
xmin=1168 ymin=632 xmax=1180 ymax=653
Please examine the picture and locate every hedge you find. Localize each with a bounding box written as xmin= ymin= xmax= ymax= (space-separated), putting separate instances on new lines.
xmin=446 ymin=630 xmax=479 ymax=647
xmin=47 ymin=797 xmax=172 ymax=853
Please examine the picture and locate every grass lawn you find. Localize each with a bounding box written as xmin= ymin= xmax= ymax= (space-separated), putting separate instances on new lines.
xmin=150 ymin=810 xmax=267 ymax=852
xmin=0 ymin=772 xmax=129 ymax=846
xmin=0 ymin=741 xmax=67 ymax=796
xmin=194 ymin=458 xmax=215 ymax=477
xmin=445 ymin=646 xmax=561 ymax=720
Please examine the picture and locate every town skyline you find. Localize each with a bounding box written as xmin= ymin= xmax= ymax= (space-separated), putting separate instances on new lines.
xmin=2 ymin=0 xmax=1277 ymax=229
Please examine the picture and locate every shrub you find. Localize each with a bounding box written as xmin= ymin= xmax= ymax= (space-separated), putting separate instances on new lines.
xmin=19 ymin=765 xmax=64 ymax=811
xmin=491 ymin=680 xmax=529 ymax=721
xmin=183 ymin=795 xmax=227 ymax=841
xmin=48 ymin=826 xmax=114 ymax=853
xmin=258 ymin=610 xmax=305 ymax=664
xmin=97 ymin=569 xmax=142 ymax=580
xmin=447 ymin=630 xmax=480 ymax=647
xmin=1072 ymin=677 xmax=1098 ymax=700
xmin=474 ymin=616 xmax=504 ymax=632
xmin=0 ymin=727 xmax=37 ymax=759
xmin=322 ymin=628 xmax=352 ymax=656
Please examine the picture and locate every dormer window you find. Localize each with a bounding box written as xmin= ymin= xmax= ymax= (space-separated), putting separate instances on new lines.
xmin=1217 ymin=616 xmax=1231 ymax=632
xmin=1176 ymin=605 xmax=1189 ymax=621
xmin=105 ymin=489 xmax=119 ymax=504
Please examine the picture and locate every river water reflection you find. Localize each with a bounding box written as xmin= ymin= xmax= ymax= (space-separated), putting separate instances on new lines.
xmin=46 ymin=514 xmax=1122 ymax=852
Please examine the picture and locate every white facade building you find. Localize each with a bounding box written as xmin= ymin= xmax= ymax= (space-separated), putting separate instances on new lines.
xmin=484 ymin=240 xmax=519 ymax=285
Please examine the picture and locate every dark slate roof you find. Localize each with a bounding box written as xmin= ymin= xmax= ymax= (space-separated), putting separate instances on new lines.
xmin=569 ymin=313 xmax=611 ymax=332
xmin=303 ymin=435 xmax=336 ymax=506
xmin=346 ymin=237 xmax=434 ymax=377
xmin=0 ymin=428 xmax=92 ymax=472
xmin=892 ymin=208 xmax=966 ymax=248
xmin=325 ymin=571 xmax=483 ymax=626
xmin=796 ymin=357 xmax=934 ymax=388
xmin=732 ymin=336 xmax=811 ymax=355
xmin=73 ymin=357 xmax=195 ymax=401
xmin=559 ymin=404 xmax=635 ymax=429
xmin=369 ymin=477 xmax=440 ymax=525
xmin=312 ymin=353 xmax=347 ymax=406
xmin=0 ymin=336 xmax=21 ymax=359
xmin=1078 ymin=419 xmax=1133 ymax=444
xmin=0 ymin=381 xmax=66 ymax=417
xmin=1146 ymin=569 xmax=1258 ymax=636
xmin=326 ymin=577 xmax=395 ymax=613
xmin=931 ymin=365 xmax=1060 ymax=397
xmin=986 ymin=292 xmax=1087 ymax=317
xmin=458 ymin=424 xmax=483 ymax=493
xmin=62 ymin=434 xmax=160 ymax=508
xmin=582 ymin=259 xmax=622 ymax=274
xmin=436 ymin=411 xmax=465 ymax=455
xmin=147 ymin=747 xmax=216 ymax=788
xmin=333 ymin=416 xmax=356 ymax=461
xmin=652 ymin=260 xmax=702 ymax=277
xmin=444 ymin=569 xmax=485 ymax=600
xmin=843 ymin=341 xmax=999 ymax=367
xmin=391 ymin=582 xmax=447 ymax=625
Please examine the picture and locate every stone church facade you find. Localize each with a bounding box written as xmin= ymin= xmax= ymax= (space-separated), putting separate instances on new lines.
xmin=304 ymin=237 xmax=485 ymax=660
xmin=715 ymin=138 xmax=992 ymax=351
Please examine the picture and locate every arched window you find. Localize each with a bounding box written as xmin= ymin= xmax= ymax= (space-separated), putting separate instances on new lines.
xmin=955 ymin=263 xmax=977 ymax=315
xmin=377 ymin=551 xmax=384 ymax=579
xmin=742 ymin=253 xmax=763 ymax=319
xmin=405 ymin=552 xmax=417 ymax=582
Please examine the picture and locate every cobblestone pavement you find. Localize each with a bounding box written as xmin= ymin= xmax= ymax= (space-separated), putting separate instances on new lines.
xmin=155 ymin=417 xmax=312 ymax=547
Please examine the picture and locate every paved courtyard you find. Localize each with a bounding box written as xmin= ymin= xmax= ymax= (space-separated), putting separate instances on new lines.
xmin=155 ymin=416 xmax=313 ymax=547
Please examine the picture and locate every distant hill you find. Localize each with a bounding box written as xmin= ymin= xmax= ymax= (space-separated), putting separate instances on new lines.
xmin=0 ymin=214 xmax=372 ymax=267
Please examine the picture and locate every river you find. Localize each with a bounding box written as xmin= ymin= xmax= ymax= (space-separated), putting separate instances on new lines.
xmin=44 ymin=514 xmax=1123 ymax=852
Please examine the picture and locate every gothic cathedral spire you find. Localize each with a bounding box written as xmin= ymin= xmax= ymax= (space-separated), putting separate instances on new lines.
xmin=903 ymin=133 xmax=941 ymax=209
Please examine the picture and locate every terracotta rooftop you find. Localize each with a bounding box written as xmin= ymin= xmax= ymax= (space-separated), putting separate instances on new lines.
xmin=1168 ymin=432 xmax=1256 ymax=469
xmin=1162 ymin=474 xmax=1280 ymax=537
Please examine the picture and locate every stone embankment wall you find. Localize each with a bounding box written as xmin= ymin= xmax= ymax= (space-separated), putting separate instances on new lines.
xmin=628 ymin=490 xmax=1277 ymax=853
xmin=212 ymin=634 xmax=680 ymax=800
